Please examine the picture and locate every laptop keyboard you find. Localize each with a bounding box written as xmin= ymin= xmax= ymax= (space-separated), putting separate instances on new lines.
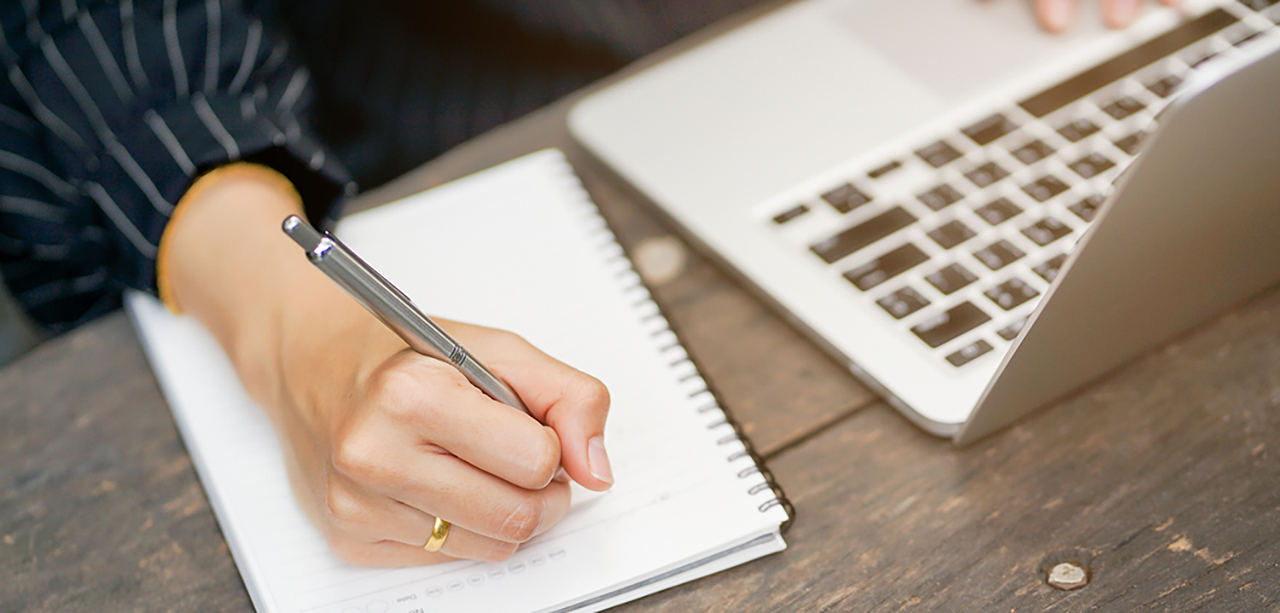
xmin=768 ymin=1 xmax=1280 ymax=369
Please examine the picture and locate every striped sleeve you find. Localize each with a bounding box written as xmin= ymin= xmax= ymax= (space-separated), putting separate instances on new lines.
xmin=0 ymin=0 xmax=352 ymax=334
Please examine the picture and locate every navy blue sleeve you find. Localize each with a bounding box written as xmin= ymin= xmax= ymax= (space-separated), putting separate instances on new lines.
xmin=0 ymin=0 xmax=353 ymax=334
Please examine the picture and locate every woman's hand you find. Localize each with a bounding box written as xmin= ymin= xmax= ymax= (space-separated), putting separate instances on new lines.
xmin=1032 ymin=0 xmax=1181 ymax=33
xmin=275 ymin=311 xmax=613 ymax=566
xmin=164 ymin=169 xmax=613 ymax=566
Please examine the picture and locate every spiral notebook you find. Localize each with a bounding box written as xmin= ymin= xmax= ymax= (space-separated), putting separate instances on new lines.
xmin=126 ymin=149 xmax=792 ymax=613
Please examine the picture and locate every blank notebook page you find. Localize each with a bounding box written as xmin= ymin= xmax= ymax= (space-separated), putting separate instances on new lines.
xmin=127 ymin=150 xmax=788 ymax=613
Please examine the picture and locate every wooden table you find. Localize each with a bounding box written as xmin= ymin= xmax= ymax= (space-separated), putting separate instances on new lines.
xmin=4 ymin=31 xmax=1280 ymax=613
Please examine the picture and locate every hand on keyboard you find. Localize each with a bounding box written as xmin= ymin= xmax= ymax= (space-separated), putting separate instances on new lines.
xmin=1033 ymin=0 xmax=1182 ymax=33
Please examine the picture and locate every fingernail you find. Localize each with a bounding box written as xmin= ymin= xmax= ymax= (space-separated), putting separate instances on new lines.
xmin=1041 ymin=0 xmax=1075 ymax=32
xmin=553 ymin=467 xmax=570 ymax=483
xmin=1107 ymin=0 xmax=1143 ymax=28
xmin=587 ymin=437 xmax=614 ymax=485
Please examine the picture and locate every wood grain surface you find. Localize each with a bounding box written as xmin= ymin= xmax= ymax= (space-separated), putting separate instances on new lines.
xmin=0 ymin=314 xmax=252 ymax=612
xmin=619 ymin=287 xmax=1280 ymax=612
xmin=4 ymin=32 xmax=1280 ymax=612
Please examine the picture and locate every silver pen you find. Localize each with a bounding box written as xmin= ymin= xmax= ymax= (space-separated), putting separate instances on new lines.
xmin=282 ymin=215 xmax=530 ymax=414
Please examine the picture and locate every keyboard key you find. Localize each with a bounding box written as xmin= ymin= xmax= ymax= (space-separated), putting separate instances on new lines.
xmin=1239 ymin=0 xmax=1280 ymax=10
xmin=843 ymin=243 xmax=929 ymax=291
xmin=877 ymin=286 xmax=930 ymax=320
xmin=973 ymin=240 xmax=1025 ymax=270
xmin=964 ymin=161 xmax=1010 ymax=188
xmin=912 ymin=302 xmax=991 ymax=348
xmin=1057 ymin=118 xmax=1101 ymax=142
xmin=962 ymin=113 xmax=1019 ymax=145
xmin=1114 ymin=131 xmax=1146 ymax=156
xmin=997 ymin=317 xmax=1028 ymax=341
xmin=772 ymin=204 xmax=809 ymax=225
xmin=1011 ymin=140 xmax=1055 ymax=165
xmin=1229 ymin=28 xmax=1264 ymax=47
xmin=1146 ymin=74 xmax=1183 ymax=98
xmin=918 ymin=183 xmax=965 ymax=211
xmin=974 ymin=197 xmax=1023 ymax=226
xmin=1068 ymin=153 xmax=1116 ymax=179
xmin=1017 ymin=9 xmax=1238 ymax=117
xmin=926 ymin=263 xmax=978 ymax=295
xmin=927 ymin=219 xmax=976 ymax=249
xmin=916 ymin=140 xmax=963 ymax=168
xmin=1022 ymin=216 xmax=1073 ymax=246
xmin=1033 ymin=254 xmax=1068 ymax=282
xmin=1185 ymin=48 xmax=1219 ymax=69
xmin=1100 ymin=96 xmax=1146 ymax=120
xmin=984 ymin=278 xmax=1041 ymax=311
xmin=810 ymin=207 xmax=916 ymax=264
xmin=821 ymin=183 xmax=873 ymax=214
xmin=867 ymin=160 xmax=902 ymax=179
xmin=1022 ymin=175 xmax=1071 ymax=203
xmin=946 ymin=339 xmax=994 ymax=367
xmin=1068 ymin=194 xmax=1104 ymax=222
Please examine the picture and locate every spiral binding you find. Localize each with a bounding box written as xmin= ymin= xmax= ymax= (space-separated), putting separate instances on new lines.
xmin=555 ymin=163 xmax=796 ymax=534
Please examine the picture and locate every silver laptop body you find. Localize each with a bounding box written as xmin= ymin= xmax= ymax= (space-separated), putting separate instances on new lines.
xmin=568 ymin=0 xmax=1280 ymax=443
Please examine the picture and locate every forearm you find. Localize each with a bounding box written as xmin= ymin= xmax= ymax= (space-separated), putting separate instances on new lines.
xmin=162 ymin=170 xmax=359 ymax=418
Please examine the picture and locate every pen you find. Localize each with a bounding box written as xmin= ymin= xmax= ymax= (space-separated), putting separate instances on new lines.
xmin=281 ymin=215 xmax=530 ymax=414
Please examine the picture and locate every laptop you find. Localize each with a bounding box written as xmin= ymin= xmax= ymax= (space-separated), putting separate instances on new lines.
xmin=567 ymin=0 xmax=1280 ymax=444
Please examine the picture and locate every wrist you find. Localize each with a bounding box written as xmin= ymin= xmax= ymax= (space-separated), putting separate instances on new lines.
xmin=164 ymin=165 xmax=312 ymax=410
xmin=159 ymin=163 xmax=303 ymax=314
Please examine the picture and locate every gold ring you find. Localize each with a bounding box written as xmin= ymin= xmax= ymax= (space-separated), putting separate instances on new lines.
xmin=423 ymin=517 xmax=451 ymax=552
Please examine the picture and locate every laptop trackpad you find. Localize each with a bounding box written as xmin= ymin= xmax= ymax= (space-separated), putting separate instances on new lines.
xmin=822 ymin=0 xmax=1114 ymax=102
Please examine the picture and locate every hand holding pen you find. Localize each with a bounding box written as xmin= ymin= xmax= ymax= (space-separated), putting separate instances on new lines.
xmin=156 ymin=173 xmax=612 ymax=567
xmin=276 ymin=215 xmax=616 ymax=564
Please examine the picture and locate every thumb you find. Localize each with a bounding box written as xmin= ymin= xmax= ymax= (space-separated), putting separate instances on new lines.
xmin=474 ymin=330 xmax=614 ymax=491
